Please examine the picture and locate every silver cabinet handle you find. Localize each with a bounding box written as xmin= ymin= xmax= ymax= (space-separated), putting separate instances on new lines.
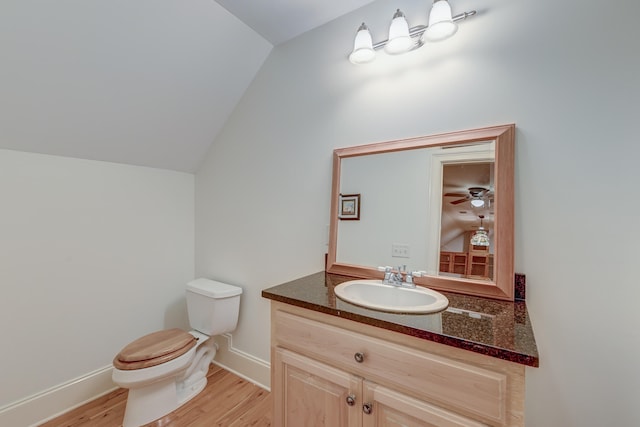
xmin=363 ymin=402 xmax=373 ymax=415
xmin=346 ymin=394 xmax=356 ymax=406
xmin=354 ymin=352 xmax=365 ymax=363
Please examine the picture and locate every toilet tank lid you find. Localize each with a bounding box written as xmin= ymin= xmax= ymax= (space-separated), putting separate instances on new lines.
xmin=187 ymin=278 xmax=242 ymax=298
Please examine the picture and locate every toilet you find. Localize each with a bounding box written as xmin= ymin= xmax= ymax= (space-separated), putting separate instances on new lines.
xmin=112 ymin=278 xmax=242 ymax=427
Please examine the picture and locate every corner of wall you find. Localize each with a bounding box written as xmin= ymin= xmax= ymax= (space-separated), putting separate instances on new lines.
xmin=212 ymin=333 xmax=271 ymax=391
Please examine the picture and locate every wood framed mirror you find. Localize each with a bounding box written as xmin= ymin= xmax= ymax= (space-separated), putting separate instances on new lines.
xmin=326 ymin=124 xmax=515 ymax=300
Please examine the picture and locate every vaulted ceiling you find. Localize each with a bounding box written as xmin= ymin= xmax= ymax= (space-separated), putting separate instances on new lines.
xmin=215 ymin=0 xmax=377 ymax=45
xmin=0 ymin=0 xmax=376 ymax=172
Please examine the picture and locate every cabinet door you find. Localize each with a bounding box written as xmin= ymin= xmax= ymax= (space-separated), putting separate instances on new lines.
xmin=452 ymin=254 xmax=467 ymax=275
xmin=361 ymin=381 xmax=487 ymax=427
xmin=467 ymin=254 xmax=490 ymax=278
xmin=439 ymin=252 xmax=452 ymax=273
xmin=274 ymin=347 xmax=362 ymax=427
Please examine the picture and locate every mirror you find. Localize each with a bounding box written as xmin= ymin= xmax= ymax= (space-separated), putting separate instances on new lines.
xmin=327 ymin=125 xmax=515 ymax=300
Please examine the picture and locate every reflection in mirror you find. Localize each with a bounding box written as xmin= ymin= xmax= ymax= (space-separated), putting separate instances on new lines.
xmin=336 ymin=148 xmax=434 ymax=271
xmin=438 ymin=150 xmax=495 ymax=281
xmin=327 ymin=125 xmax=515 ymax=300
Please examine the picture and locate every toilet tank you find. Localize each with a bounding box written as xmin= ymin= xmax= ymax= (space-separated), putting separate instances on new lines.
xmin=186 ymin=278 xmax=242 ymax=336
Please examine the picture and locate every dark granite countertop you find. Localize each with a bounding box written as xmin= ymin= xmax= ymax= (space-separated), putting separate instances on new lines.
xmin=262 ymin=271 xmax=539 ymax=367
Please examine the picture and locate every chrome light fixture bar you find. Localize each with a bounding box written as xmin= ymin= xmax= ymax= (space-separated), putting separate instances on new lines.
xmin=349 ymin=0 xmax=477 ymax=65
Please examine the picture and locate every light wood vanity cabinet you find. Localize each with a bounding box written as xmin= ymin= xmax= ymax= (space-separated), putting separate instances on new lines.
xmin=271 ymin=302 xmax=526 ymax=427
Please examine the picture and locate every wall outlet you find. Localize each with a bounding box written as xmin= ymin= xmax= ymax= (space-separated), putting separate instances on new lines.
xmin=391 ymin=244 xmax=410 ymax=258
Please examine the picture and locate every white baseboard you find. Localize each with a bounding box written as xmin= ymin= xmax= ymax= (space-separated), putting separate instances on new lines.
xmin=0 ymin=336 xmax=270 ymax=427
xmin=0 ymin=366 xmax=116 ymax=427
xmin=212 ymin=333 xmax=271 ymax=391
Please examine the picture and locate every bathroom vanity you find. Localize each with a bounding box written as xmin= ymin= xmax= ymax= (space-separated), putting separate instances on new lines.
xmin=262 ymin=272 xmax=538 ymax=427
xmin=263 ymin=124 xmax=537 ymax=425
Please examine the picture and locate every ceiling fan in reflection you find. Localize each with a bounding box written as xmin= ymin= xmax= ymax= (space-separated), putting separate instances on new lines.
xmin=444 ymin=187 xmax=493 ymax=208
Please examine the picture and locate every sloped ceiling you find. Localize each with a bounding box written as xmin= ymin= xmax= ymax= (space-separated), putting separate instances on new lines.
xmin=0 ymin=0 xmax=272 ymax=172
xmin=215 ymin=0 xmax=376 ymax=45
xmin=0 ymin=0 xmax=376 ymax=172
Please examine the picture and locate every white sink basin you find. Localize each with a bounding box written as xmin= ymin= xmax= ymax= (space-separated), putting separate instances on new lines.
xmin=334 ymin=280 xmax=449 ymax=314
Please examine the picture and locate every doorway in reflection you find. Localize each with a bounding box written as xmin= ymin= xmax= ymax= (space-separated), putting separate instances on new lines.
xmin=439 ymin=162 xmax=494 ymax=280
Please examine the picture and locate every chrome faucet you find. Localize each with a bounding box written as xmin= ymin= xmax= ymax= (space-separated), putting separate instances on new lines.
xmin=385 ymin=266 xmax=403 ymax=286
xmin=380 ymin=266 xmax=422 ymax=288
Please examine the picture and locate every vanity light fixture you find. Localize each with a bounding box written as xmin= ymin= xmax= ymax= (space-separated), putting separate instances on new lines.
xmin=385 ymin=9 xmax=413 ymax=55
xmin=348 ymin=0 xmax=476 ymax=65
xmin=470 ymin=215 xmax=490 ymax=247
xmin=423 ymin=0 xmax=458 ymax=42
xmin=349 ymin=23 xmax=376 ymax=64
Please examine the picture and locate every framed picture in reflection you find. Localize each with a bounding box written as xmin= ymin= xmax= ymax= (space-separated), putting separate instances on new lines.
xmin=339 ymin=194 xmax=360 ymax=220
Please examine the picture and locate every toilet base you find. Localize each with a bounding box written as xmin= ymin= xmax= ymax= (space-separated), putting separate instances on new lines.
xmin=123 ymin=378 xmax=181 ymax=427
xmin=118 ymin=333 xmax=217 ymax=427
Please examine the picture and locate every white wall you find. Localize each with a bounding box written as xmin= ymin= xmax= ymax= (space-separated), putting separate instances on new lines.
xmin=0 ymin=2 xmax=269 ymax=424
xmin=0 ymin=150 xmax=194 ymax=414
xmin=338 ymin=149 xmax=431 ymax=270
xmin=196 ymin=0 xmax=640 ymax=425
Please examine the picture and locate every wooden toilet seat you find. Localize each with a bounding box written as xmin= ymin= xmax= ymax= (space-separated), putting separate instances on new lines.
xmin=113 ymin=328 xmax=197 ymax=370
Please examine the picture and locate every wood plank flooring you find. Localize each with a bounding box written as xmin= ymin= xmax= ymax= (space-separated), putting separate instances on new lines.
xmin=39 ymin=365 xmax=271 ymax=427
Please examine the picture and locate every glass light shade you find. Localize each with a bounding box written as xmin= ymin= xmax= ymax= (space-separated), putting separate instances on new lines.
xmin=349 ymin=23 xmax=376 ymax=64
xmin=423 ymin=0 xmax=458 ymax=42
xmin=470 ymin=198 xmax=485 ymax=208
xmin=385 ymin=10 xmax=413 ymax=55
xmin=470 ymin=227 xmax=490 ymax=247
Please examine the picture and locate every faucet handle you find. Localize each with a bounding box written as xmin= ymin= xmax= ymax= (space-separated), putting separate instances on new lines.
xmin=405 ymin=271 xmax=424 ymax=287
xmin=377 ymin=266 xmax=393 ymax=274
xmin=379 ymin=266 xmax=393 ymax=283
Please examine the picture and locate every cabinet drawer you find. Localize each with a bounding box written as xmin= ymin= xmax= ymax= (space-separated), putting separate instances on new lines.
xmin=274 ymin=309 xmax=507 ymax=425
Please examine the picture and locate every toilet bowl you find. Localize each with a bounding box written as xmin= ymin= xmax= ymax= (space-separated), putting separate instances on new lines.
xmin=112 ymin=278 xmax=242 ymax=427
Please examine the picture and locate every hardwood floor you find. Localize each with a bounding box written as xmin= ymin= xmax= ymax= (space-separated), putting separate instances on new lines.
xmin=39 ymin=365 xmax=271 ymax=427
